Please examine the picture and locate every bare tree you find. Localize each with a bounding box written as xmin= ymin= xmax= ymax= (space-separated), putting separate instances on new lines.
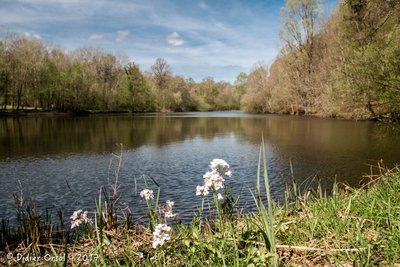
xmin=280 ymin=0 xmax=322 ymax=114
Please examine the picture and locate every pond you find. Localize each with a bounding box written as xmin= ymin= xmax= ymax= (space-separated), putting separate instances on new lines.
xmin=1 ymin=112 xmax=400 ymax=223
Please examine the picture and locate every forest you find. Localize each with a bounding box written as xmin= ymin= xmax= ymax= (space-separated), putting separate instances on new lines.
xmin=0 ymin=0 xmax=399 ymax=120
xmin=0 ymin=41 xmax=242 ymax=113
xmin=242 ymin=0 xmax=400 ymax=121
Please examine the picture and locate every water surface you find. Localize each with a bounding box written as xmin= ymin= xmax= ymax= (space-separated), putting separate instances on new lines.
xmin=1 ymin=112 xmax=399 ymax=223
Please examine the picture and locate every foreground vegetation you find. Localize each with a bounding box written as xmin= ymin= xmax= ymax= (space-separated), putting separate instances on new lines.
xmin=0 ymin=146 xmax=399 ymax=266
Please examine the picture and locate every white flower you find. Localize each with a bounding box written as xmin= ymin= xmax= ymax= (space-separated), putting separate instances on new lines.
xmin=203 ymin=171 xmax=212 ymax=179
xmin=165 ymin=211 xmax=177 ymax=218
xmin=217 ymin=193 xmax=224 ymax=201
xmin=71 ymin=219 xmax=81 ymax=229
xmin=165 ymin=200 xmax=177 ymax=219
xmin=196 ymin=185 xmax=209 ymax=196
xmin=70 ymin=210 xmax=92 ymax=229
xmin=197 ymin=159 xmax=231 ymax=197
xmin=203 ymin=172 xmax=212 ymax=188
xmin=203 ymin=170 xmax=225 ymax=191
xmin=152 ymin=224 xmax=171 ymax=248
xmin=210 ymin=159 xmax=230 ymax=171
xmin=166 ymin=200 xmax=174 ymax=208
xmin=213 ymin=180 xmax=224 ymax=191
xmin=70 ymin=209 xmax=82 ymax=221
xmin=139 ymin=252 xmax=143 ymax=259
xmin=140 ymin=189 xmax=154 ymax=200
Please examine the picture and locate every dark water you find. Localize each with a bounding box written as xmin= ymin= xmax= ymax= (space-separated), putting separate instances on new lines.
xmin=1 ymin=112 xmax=400 ymax=223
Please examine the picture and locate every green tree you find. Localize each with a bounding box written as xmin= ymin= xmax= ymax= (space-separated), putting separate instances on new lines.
xmin=124 ymin=62 xmax=155 ymax=112
xmin=0 ymin=40 xmax=10 ymax=109
xmin=234 ymin=72 xmax=247 ymax=108
xmin=7 ymin=37 xmax=48 ymax=111
xmin=151 ymin=58 xmax=172 ymax=111
xmin=94 ymin=52 xmax=119 ymax=110
xmin=335 ymin=0 xmax=400 ymax=119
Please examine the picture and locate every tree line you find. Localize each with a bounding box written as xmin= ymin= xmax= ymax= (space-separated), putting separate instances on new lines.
xmin=241 ymin=0 xmax=400 ymax=121
xmin=0 ymin=35 xmax=243 ymax=113
xmin=1 ymin=0 xmax=399 ymax=120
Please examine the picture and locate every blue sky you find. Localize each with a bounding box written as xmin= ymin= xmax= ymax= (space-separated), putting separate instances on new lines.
xmin=0 ymin=0 xmax=339 ymax=82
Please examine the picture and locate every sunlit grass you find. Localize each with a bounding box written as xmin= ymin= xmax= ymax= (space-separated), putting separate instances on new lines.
xmin=2 ymin=105 xmax=39 ymax=111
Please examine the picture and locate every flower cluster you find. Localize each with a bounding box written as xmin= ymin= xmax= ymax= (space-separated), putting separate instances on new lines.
xmin=70 ymin=210 xmax=92 ymax=229
xmin=196 ymin=159 xmax=232 ymax=196
xmin=164 ymin=200 xmax=177 ymax=219
xmin=195 ymin=185 xmax=209 ymax=196
xmin=152 ymin=223 xmax=171 ymax=248
xmin=140 ymin=189 xmax=154 ymax=200
xmin=210 ymin=159 xmax=230 ymax=172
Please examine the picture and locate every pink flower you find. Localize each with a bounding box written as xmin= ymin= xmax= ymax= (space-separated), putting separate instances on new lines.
xmin=140 ymin=189 xmax=154 ymax=200
xmin=210 ymin=159 xmax=230 ymax=171
xmin=165 ymin=200 xmax=177 ymax=219
xmin=196 ymin=185 xmax=209 ymax=196
xmin=152 ymin=224 xmax=171 ymax=248
xmin=197 ymin=159 xmax=232 ymax=197
xmin=70 ymin=210 xmax=92 ymax=229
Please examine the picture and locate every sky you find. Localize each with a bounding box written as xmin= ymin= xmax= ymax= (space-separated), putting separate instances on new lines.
xmin=0 ymin=0 xmax=339 ymax=83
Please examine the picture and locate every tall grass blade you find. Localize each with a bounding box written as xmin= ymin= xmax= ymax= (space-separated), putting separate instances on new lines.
xmin=257 ymin=145 xmax=262 ymax=201
xmin=251 ymin=137 xmax=277 ymax=266
xmin=95 ymin=188 xmax=103 ymax=246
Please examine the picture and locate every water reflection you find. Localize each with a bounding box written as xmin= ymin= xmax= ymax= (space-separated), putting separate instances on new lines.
xmin=1 ymin=113 xmax=400 ymax=223
xmin=1 ymin=115 xmax=249 ymax=157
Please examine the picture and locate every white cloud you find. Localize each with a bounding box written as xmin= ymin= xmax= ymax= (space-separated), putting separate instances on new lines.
xmin=116 ymin=30 xmax=129 ymax=42
xmin=0 ymin=0 xmax=285 ymax=81
xmin=166 ymin=32 xmax=185 ymax=46
xmin=24 ymin=32 xmax=42 ymax=39
xmin=88 ymin=33 xmax=104 ymax=40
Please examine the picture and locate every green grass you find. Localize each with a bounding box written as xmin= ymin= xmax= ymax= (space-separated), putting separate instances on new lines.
xmin=275 ymin=167 xmax=400 ymax=265
xmin=2 ymin=105 xmax=40 ymax=111
xmin=1 ymin=153 xmax=399 ymax=266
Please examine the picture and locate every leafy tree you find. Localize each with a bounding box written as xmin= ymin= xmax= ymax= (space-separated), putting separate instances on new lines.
xmin=0 ymin=33 xmax=241 ymax=114
xmin=0 ymin=40 xmax=10 ymax=109
xmin=240 ymin=0 xmax=400 ymax=121
xmin=233 ymin=72 xmax=247 ymax=107
xmin=124 ymin=62 xmax=156 ymax=112
xmin=151 ymin=58 xmax=172 ymax=111
xmin=336 ymin=0 xmax=400 ymax=119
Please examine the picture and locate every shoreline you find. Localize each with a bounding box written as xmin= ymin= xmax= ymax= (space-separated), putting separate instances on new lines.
xmin=0 ymin=109 xmax=383 ymax=122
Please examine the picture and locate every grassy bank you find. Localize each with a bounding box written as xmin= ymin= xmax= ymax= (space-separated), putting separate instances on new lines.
xmin=1 ymin=156 xmax=399 ymax=266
